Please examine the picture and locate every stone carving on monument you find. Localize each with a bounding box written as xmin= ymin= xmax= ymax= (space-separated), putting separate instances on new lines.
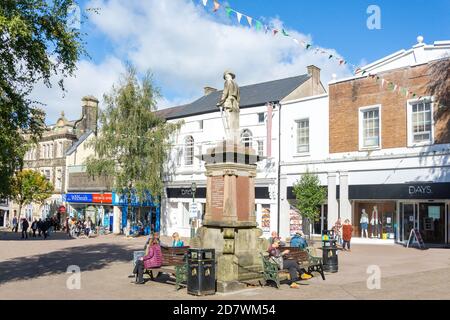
xmin=192 ymin=71 xmax=269 ymax=293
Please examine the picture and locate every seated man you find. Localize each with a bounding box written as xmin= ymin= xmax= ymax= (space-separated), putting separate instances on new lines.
xmin=268 ymin=239 xmax=312 ymax=289
xmin=268 ymin=231 xmax=285 ymax=247
xmin=290 ymin=231 xmax=308 ymax=249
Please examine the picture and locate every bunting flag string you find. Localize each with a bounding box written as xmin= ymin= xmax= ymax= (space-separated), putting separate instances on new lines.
xmin=201 ymin=0 xmax=422 ymax=99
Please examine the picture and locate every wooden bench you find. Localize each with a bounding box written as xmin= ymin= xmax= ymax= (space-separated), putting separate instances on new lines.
xmin=260 ymin=247 xmax=325 ymax=289
xmin=144 ymin=246 xmax=189 ymax=290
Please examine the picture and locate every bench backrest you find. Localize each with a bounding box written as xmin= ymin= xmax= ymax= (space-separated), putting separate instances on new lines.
xmin=161 ymin=246 xmax=190 ymax=266
xmin=281 ymin=246 xmax=309 ymax=261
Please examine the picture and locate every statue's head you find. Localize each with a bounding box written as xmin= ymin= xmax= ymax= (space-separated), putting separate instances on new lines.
xmin=223 ymin=70 xmax=236 ymax=80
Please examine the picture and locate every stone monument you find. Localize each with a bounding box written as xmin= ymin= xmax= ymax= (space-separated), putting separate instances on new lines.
xmin=193 ymin=71 xmax=269 ymax=292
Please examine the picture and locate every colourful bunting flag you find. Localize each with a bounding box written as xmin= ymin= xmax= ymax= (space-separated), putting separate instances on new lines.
xmin=246 ymin=15 xmax=253 ymax=27
xmin=236 ymin=11 xmax=243 ymax=23
xmin=225 ymin=6 xmax=232 ymax=18
xmin=255 ymin=20 xmax=263 ymax=31
xmin=213 ymin=0 xmax=220 ymax=12
xmin=201 ymin=0 xmax=415 ymax=102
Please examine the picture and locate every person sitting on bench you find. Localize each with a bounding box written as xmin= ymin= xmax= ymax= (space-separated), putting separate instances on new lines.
xmin=133 ymin=234 xmax=163 ymax=284
xmin=268 ymin=239 xmax=312 ymax=289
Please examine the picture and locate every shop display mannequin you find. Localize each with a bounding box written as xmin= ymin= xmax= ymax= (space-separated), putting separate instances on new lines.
xmin=360 ymin=209 xmax=369 ymax=238
xmin=370 ymin=206 xmax=379 ymax=238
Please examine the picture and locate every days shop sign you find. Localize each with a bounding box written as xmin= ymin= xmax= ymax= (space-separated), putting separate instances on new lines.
xmin=347 ymin=182 xmax=450 ymax=200
xmin=408 ymin=185 xmax=432 ymax=196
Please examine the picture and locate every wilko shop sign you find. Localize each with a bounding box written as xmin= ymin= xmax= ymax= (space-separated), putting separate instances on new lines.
xmin=65 ymin=193 xmax=112 ymax=204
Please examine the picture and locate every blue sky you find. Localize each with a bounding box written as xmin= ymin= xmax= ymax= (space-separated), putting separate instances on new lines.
xmin=36 ymin=0 xmax=450 ymax=124
xmin=80 ymin=0 xmax=450 ymax=67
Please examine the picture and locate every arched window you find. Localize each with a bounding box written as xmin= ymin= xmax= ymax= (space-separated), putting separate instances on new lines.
xmin=240 ymin=129 xmax=253 ymax=148
xmin=184 ymin=136 xmax=194 ymax=166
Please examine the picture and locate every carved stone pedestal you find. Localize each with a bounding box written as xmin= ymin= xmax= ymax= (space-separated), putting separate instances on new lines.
xmin=193 ymin=141 xmax=269 ymax=292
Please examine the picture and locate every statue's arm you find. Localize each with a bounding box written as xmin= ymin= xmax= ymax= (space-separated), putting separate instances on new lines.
xmin=217 ymin=81 xmax=229 ymax=106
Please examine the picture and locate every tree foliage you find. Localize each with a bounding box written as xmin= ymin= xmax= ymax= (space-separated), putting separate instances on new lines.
xmin=10 ymin=169 xmax=54 ymax=216
xmin=292 ymin=171 xmax=327 ymax=226
xmin=85 ymin=65 xmax=181 ymax=204
xmin=428 ymin=57 xmax=450 ymax=108
xmin=0 ymin=0 xmax=85 ymax=196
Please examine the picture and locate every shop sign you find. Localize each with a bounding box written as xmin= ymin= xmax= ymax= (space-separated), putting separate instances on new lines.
xmin=66 ymin=193 xmax=92 ymax=203
xmin=92 ymin=193 xmax=112 ymax=204
xmin=65 ymin=193 xmax=112 ymax=204
xmin=408 ymin=185 xmax=432 ymax=196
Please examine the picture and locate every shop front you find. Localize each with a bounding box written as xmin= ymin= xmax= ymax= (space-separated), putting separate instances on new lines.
xmin=65 ymin=193 xmax=114 ymax=229
xmin=348 ymin=182 xmax=450 ymax=246
xmin=112 ymin=191 xmax=160 ymax=235
xmin=164 ymin=186 xmax=275 ymax=238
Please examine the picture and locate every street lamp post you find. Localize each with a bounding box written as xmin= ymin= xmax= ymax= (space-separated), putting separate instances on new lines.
xmin=190 ymin=182 xmax=197 ymax=239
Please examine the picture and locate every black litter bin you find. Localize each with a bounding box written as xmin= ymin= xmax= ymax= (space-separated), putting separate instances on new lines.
xmin=322 ymin=239 xmax=338 ymax=273
xmin=187 ymin=248 xmax=216 ymax=296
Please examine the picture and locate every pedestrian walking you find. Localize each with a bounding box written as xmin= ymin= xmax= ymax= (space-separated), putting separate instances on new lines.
xmin=85 ymin=217 xmax=92 ymax=237
xmin=342 ymin=219 xmax=353 ymax=251
xmin=31 ymin=218 xmax=38 ymax=237
xmin=37 ymin=218 xmax=43 ymax=237
xmin=21 ymin=217 xmax=29 ymax=239
xmin=12 ymin=215 xmax=18 ymax=233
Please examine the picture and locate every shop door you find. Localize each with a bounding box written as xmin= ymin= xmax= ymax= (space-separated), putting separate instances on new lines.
xmin=418 ymin=203 xmax=445 ymax=244
xmin=400 ymin=203 xmax=417 ymax=243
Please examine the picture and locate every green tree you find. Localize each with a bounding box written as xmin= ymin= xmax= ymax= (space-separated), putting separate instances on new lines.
xmin=292 ymin=171 xmax=327 ymax=236
xmin=11 ymin=169 xmax=54 ymax=218
xmin=85 ymin=65 xmax=181 ymax=233
xmin=0 ymin=0 xmax=85 ymax=196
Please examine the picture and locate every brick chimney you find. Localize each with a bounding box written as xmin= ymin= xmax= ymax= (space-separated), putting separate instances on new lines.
xmin=204 ymin=87 xmax=217 ymax=96
xmin=307 ymin=65 xmax=321 ymax=85
xmin=80 ymin=95 xmax=99 ymax=135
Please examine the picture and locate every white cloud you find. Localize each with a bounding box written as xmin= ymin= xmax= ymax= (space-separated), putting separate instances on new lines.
xmin=87 ymin=0 xmax=352 ymax=98
xmin=30 ymin=57 xmax=125 ymax=124
xmin=33 ymin=0 xmax=353 ymax=123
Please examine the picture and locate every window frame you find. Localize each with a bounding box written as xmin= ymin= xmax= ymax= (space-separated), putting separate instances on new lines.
xmin=406 ymin=97 xmax=434 ymax=147
xmin=358 ymin=105 xmax=382 ymax=151
xmin=240 ymin=129 xmax=253 ymax=148
xmin=295 ymin=118 xmax=310 ymax=155
xmin=184 ymin=136 xmax=194 ymax=167
xmin=257 ymin=112 xmax=265 ymax=124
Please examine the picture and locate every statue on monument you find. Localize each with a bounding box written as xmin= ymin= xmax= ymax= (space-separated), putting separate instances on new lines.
xmin=217 ymin=70 xmax=240 ymax=143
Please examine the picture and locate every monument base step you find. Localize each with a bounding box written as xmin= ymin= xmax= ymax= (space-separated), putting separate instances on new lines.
xmin=216 ymin=280 xmax=248 ymax=293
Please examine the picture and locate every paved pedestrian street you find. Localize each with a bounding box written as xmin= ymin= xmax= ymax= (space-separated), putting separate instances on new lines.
xmin=0 ymin=229 xmax=449 ymax=300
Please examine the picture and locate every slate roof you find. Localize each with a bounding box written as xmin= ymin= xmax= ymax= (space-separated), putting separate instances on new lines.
xmin=157 ymin=74 xmax=310 ymax=120
xmin=66 ymin=130 xmax=93 ymax=156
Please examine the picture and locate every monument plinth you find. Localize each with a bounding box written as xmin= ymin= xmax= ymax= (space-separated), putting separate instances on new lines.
xmin=194 ymin=141 xmax=269 ymax=292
